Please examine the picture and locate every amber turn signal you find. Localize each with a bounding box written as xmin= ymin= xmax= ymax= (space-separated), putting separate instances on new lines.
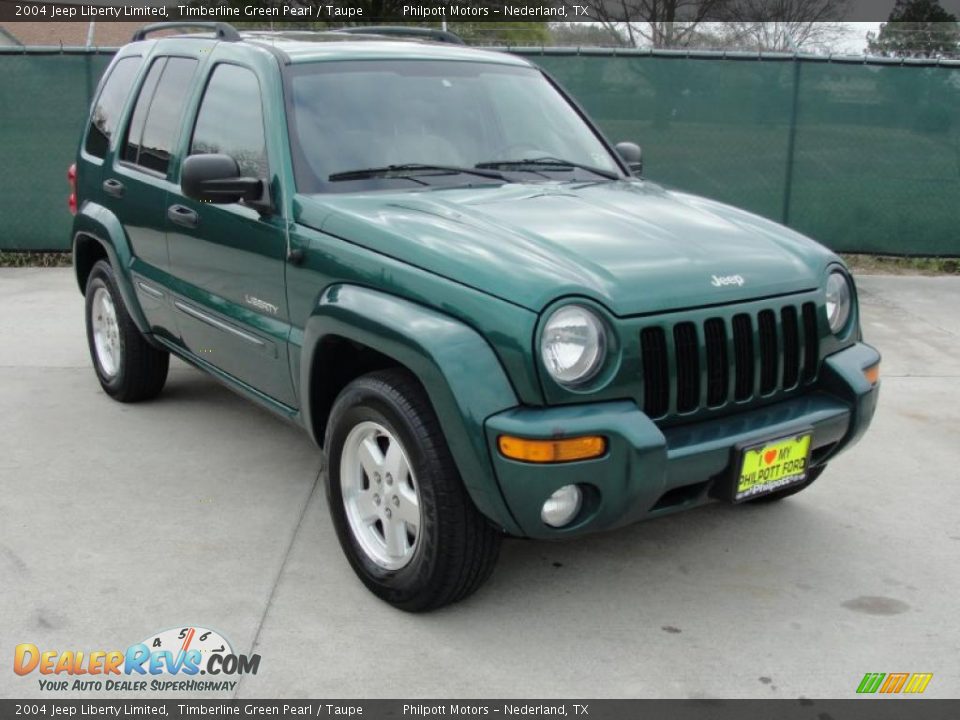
xmin=498 ymin=435 xmax=607 ymax=463
xmin=863 ymin=362 xmax=880 ymax=385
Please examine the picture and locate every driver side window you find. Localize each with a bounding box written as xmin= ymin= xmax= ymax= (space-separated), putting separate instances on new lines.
xmin=190 ymin=64 xmax=268 ymax=180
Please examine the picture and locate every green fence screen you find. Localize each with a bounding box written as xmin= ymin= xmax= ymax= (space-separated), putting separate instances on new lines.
xmin=1 ymin=49 xmax=114 ymax=251
xmin=519 ymin=49 xmax=960 ymax=256
xmin=2 ymin=47 xmax=958 ymax=254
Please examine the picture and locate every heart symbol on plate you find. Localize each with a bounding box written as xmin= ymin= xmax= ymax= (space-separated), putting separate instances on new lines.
xmin=763 ymin=450 xmax=777 ymax=465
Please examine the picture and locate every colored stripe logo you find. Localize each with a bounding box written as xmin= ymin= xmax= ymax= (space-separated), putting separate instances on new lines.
xmin=857 ymin=673 xmax=933 ymax=694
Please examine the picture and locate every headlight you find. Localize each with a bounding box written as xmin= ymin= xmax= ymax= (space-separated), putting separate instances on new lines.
xmin=825 ymin=271 xmax=852 ymax=334
xmin=540 ymin=305 xmax=606 ymax=386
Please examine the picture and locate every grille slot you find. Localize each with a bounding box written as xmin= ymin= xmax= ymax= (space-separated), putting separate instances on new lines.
xmin=639 ymin=301 xmax=822 ymax=422
xmin=781 ymin=306 xmax=800 ymax=389
xmin=801 ymin=302 xmax=819 ymax=382
xmin=758 ymin=309 xmax=778 ymax=395
xmin=732 ymin=313 xmax=754 ymax=401
xmin=673 ymin=322 xmax=699 ymax=414
xmin=640 ymin=327 xmax=669 ymax=418
xmin=704 ymin=318 xmax=728 ymax=407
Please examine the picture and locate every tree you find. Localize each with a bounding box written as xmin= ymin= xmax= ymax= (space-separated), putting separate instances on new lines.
xmin=670 ymin=20 xmax=846 ymax=52
xmin=566 ymin=0 xmax=733 ymax=48
xmin=202 ymin=1 xmax=550 ymax=45
xmin=867 ymin=0 xmax=960 ymax=58
xmin=563 ymin=0 xmax=849 ymax=51
xmin=550 ymin=22 xmax=628 ymax=47
xmin=718 ymin=0 xmax=850 ymax=52
xmin=446 ymin=22 xmax=552 ymax=46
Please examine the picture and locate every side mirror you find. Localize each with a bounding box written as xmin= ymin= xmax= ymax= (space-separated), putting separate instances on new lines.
xmin=181 ymin=154 xmax=263 ymax=205
xmin=615 ymin=142 xmax=643 ymax=176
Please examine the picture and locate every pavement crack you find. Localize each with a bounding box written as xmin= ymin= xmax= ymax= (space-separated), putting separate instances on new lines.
xmin=231 ymin=462 xmax=323 ymax=699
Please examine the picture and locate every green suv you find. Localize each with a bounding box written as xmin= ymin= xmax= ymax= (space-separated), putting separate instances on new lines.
xmin=71 ymin=22 xmax=880 ymax=611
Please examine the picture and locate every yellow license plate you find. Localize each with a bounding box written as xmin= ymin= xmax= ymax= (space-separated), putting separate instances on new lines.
xmin=734 ymin=432 xmax=812 ymax=501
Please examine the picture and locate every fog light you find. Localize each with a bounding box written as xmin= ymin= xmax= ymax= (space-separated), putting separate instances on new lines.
xmin=541 ymin=485 xmax=583 ymax=528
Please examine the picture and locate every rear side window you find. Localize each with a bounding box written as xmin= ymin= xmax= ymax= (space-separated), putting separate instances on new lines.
xmin=190 ymin=64 xmax=268 ymax=179
xmin=123 ymin=59 xmax=164 ymax=166
xmin=122 ymin=57 xmax=198 ymax=175
xmin=84 ymin=56 xmax=141 ymax=159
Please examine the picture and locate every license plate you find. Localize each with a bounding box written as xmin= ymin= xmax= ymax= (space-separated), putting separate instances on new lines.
xmin=732 ymin=432 xmax=812 ymax=502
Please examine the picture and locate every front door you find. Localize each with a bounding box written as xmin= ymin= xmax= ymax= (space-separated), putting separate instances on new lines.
xmin=166 ymin=61 xmax=295 ymax=408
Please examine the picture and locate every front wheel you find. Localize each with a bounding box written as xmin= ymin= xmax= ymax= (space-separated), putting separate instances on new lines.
xmin=324 ymin=369 xmax=502 ymax=611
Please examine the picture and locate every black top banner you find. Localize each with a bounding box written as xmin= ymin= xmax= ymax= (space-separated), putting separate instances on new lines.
xmin=2 ymin=700 xmax=960 ymax=720
xmin=2 ymin=0 xmax=959 ymax=23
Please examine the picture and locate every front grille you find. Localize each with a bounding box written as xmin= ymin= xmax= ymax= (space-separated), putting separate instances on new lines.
xmin=640 ymin=301 xmax=820 ymax=420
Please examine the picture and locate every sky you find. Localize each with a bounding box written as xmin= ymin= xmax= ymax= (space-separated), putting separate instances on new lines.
xmin=836 ymin=22 xmax=882 ymax=54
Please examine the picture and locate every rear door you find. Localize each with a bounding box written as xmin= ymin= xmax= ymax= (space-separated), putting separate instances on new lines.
xmin=106 ymin=54 xmax=201 ymax=336
xmin=166 ymin=58 xmax=296 ymax=407
xmin=78 ymin=54 xmax=142 ymax=213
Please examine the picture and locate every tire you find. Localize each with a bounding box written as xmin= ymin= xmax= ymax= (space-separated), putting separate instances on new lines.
xmin=324 ymin=368 xmax=502 ymax=612
xmin=84 ymin=260 xmax=169 ymax=403
xmin=746 ymin=464 xmax=826 ymax=503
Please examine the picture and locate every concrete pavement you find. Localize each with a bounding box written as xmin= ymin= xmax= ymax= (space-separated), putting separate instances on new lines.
xmin=0 ymin=269 xmax=958 ymax=699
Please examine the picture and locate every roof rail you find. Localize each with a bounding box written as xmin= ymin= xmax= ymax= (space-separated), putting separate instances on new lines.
xmin=332 ymin=26 xmax=465 ymax=45
xmin=131 ymin=22 xmax=241 ymax=43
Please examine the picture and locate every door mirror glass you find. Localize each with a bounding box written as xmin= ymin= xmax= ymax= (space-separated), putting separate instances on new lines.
xmin=615 ymin=142 xmax=643 ymax=176
xmin=181 ymin=154 xmax=262 ymax=205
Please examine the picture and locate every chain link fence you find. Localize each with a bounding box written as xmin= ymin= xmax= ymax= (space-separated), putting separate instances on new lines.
xmin=1 ymin=46 xmax=958 ymax=254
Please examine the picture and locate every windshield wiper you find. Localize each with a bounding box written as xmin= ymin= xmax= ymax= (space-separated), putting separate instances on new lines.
xmin=329 ymin=163 xmax=507 ymax=182
xmin=476 ymin=157 xmax=620 ymax=180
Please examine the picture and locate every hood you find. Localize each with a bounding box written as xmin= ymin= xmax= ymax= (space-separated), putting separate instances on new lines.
xmin=296 ymin=181 xmax=835 ymax=316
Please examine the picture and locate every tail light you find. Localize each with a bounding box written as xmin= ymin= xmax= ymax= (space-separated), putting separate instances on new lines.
xmin=67 ymin=163 xmax=77 ymax=215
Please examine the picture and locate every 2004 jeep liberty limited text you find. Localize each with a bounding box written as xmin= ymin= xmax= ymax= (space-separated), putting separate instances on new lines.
xmin=71 ymin=22 xmax=880 ymax=611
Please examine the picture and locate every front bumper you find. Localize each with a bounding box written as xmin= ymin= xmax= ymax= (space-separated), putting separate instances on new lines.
xmin=485 ymin=342 xmax=880 ymax=539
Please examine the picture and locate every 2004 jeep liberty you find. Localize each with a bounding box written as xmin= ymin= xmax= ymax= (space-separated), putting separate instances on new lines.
xmin=71 ymin=22 xmax=880 ymax=611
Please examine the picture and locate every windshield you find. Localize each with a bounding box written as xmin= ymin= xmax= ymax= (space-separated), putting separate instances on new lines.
xmin=285 ymin=60 xmax=622 ymax=193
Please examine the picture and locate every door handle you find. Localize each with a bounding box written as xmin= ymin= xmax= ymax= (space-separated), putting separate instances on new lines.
xmin=167 ymin=204 xmax=199 ymax=229
xmin=102 ymin=178 xmax=125 ymax=198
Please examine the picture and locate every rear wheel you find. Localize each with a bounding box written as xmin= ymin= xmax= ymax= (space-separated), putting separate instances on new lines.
xmin=324 ymin=368 xmax=502 ymax=611
xmin=84 ymin=260 xmax=169 ymax=402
